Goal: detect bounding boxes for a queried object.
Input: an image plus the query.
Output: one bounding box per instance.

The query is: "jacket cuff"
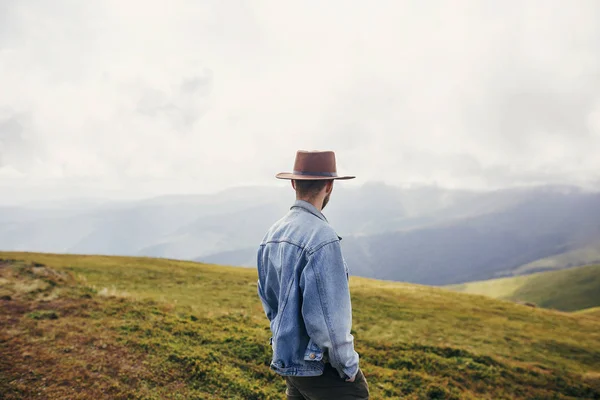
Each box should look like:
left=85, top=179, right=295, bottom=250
left=340, top=364, right=359, bottom=380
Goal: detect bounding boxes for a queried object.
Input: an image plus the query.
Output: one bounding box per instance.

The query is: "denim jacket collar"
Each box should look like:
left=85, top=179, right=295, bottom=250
left=291, top=200, right=329, bottom=223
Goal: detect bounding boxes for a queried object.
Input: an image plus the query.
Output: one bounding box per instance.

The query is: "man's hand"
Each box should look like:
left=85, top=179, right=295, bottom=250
left=345, top=374, right=356, bottom=383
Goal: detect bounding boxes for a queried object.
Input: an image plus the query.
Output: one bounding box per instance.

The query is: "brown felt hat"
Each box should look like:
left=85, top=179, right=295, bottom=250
left=276, top=150, right=355, bottom=180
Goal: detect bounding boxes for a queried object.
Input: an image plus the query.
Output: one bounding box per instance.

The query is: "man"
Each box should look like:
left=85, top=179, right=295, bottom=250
left=257, top=150, right=369, bottom=399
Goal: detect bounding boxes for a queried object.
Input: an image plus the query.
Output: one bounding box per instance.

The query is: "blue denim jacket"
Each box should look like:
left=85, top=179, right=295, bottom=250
left=257, top=200, right=360, bottom=379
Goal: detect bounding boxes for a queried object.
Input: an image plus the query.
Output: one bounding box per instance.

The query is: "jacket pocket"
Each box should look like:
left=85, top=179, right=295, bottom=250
left=303, top=338, right=324, bottom=361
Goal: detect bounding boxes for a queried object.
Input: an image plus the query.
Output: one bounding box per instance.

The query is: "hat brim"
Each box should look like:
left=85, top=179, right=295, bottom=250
left=276, top=172, right=355, bottom=180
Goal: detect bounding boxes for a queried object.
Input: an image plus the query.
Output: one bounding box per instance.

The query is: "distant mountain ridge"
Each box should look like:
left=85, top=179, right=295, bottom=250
left=341, top=189, right=600, bottom=284
left=1, top=184, right=598, bottom=285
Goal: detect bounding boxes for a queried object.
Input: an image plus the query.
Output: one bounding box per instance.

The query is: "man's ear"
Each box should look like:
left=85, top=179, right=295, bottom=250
left=291, top=180, right=296, bottom=190
left=326, top=180, right=334, bottom=193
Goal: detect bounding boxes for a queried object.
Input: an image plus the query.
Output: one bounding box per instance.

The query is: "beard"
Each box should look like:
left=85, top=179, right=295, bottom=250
left=322, top=192, right=331, bottom=210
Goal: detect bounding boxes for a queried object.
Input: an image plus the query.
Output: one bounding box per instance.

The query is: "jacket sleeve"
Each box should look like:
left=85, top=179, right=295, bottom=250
left=256, top=246, right=276, bottom=322
left=299, top=240, right=359, bottom=379
left=257, top=279, right=275, bottom=321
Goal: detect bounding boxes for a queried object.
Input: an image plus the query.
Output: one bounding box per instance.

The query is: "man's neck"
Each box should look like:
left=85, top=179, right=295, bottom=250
left=296, top=196, right=324, bottom=212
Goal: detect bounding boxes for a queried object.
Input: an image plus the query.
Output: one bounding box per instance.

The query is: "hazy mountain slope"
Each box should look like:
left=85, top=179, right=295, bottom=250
left=1, top=252, right=599, bottom=399
left=448, top=264, right=600, bottom=311
left=0, top=188, right=285, bottom=258
left=341, top=190, right=600, bottom=285
left=202, top=189, right=600, bottom=285
left=199, top=246, right=258, bottom=267
left=149, top=202, right=288, bottom=259
left=0, top=183, right=551, bottom=255
left=2, top=185, right=599, bottom=286
left=67, top=204, right=209, bottom=255
left=326, top=184, right=544, bottom=235
left=0, top=202, right=204, bottom=255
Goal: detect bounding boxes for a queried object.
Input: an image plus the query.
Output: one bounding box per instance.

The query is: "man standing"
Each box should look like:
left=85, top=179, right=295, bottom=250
left=257, top=150, right=369, bottom=399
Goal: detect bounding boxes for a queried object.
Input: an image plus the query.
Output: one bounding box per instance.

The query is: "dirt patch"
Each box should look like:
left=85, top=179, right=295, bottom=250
left=0, top=295, right=154, bottom=400
left=0, top=260, right=157, bottom=399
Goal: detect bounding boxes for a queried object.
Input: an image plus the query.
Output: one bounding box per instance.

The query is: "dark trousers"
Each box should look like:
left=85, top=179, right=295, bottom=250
left=284, top=363, right=370, bottom=400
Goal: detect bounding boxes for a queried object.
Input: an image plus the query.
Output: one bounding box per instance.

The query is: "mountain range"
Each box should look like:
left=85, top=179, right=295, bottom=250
left=1, top=183, right=598, bottom=285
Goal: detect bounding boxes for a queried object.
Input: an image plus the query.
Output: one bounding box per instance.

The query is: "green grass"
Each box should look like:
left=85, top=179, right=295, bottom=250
left=577, top=307, right=600, bottom=318
left=1, top=252, right=599, bottom=399
left=448, top=264, right=600, bottom=312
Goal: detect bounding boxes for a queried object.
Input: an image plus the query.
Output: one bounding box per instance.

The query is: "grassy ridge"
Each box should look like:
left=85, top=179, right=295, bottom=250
left=513, top=243, right=600, bottom=275
left=1, top=252, right=599, bottom=399
left=448, top=264, right=600, bottom=312
left=577, top=307, right=600, bottom=318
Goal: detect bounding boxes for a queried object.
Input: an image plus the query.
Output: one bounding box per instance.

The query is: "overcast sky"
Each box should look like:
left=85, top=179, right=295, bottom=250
left=1, top=0, right=600, bottom=203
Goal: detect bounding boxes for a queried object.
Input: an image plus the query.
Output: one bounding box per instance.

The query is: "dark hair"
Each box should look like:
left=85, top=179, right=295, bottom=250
left=294, top=179, right=329, bottom=199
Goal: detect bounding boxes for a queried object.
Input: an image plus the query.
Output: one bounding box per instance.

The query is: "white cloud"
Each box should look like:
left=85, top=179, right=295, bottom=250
left=1, top=0, right=599, bottom=203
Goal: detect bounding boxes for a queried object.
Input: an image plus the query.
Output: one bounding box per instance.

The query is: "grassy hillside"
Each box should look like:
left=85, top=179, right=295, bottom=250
left=448, top=264, right=600, bottom=312
left=577, top=307, right=600, bottom=318
left=1, top=252, right=599, bottom=399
